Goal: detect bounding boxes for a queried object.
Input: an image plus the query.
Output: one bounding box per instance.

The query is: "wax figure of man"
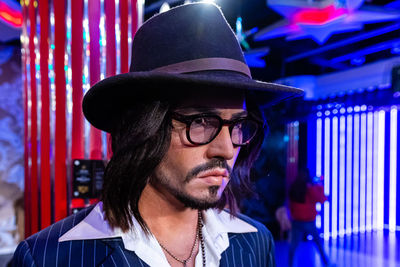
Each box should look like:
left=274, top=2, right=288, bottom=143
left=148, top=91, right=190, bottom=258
left=12, top=3, right=302, bottom=267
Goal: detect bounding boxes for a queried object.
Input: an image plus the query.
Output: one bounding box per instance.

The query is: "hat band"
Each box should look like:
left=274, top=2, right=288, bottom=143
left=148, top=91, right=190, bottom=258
left=151, top=57, right=252, bottom=78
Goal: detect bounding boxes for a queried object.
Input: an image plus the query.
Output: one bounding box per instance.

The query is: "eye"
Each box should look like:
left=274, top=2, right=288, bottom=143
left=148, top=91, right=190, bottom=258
left=193, top=117, right=207, bottom=126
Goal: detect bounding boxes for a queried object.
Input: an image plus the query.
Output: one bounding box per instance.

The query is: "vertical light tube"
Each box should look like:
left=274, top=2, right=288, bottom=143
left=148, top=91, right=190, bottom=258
left=65, top=0, right=73, bottom=213
left=100, top=0, right=106, bottom=80
left=100, top=0, right=108, bottom=160
left=34, top=16, right=42, bottom=206
left=316, top=118, right=322, bottom=177
left=83, top=0, right=90, bottom=159
left=359, top=113, right=367, bottom=233
left=324, top=117, right=331, bottom=196
left=115, top=0, right=121, bottom=74
left=316, top=118, right=322, bottom=230
left=34, top=22, right=42, bottom=222
left=377, top=110, right=385, bottom=230
left=127, top=0, right=132, bottom=65
left=353, top=113, right=360, bottom=233
left=324, top=117, right=331, bottom=239
left=137, top=0, right=144, bottom=28
left=315, top=203, right=322, bottom=229
left=373, top=111, right=379, bottom=230
left=389, top=107, right=397, bottom=232
left=316, top=213, right=322, bottom=229
left=331, top=117, right=338, bottom=239
left=66, top=7, right=72, bottom=136
left=346, top=114, right=353, bottom=234
left=49, top=0, right=56, bottom=223
left=339, top=116, right=346, bottom=236
left=366, top=112, right=373, bottom=231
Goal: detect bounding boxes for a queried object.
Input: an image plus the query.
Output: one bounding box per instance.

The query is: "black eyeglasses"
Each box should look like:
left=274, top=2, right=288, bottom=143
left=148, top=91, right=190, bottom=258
left=171, top=112, right=262, bottom=146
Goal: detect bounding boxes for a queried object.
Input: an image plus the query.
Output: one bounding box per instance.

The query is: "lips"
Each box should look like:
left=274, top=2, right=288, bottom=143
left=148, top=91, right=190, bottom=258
left=197, top=168, right=229, bottom=179
left=197, top=169, right=229, bottom=186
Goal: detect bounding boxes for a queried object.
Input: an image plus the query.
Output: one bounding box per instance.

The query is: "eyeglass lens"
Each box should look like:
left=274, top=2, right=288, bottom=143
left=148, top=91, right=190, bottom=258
left=189, top=116, right=258, bottom=145
left=190, top=117, right=220, bottom=144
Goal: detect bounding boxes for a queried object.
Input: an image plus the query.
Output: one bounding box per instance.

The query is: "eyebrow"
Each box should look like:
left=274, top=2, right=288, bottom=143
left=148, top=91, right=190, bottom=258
left=175, top=107, right=248, bottom=119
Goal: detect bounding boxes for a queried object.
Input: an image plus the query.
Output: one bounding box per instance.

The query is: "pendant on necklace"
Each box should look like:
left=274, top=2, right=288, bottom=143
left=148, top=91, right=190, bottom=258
left=183, top=260, right=187, bottom=267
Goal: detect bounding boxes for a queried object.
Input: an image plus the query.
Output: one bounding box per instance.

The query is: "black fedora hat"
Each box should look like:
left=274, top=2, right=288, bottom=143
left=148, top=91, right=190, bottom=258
left=82, top=2, right=303, bottom=133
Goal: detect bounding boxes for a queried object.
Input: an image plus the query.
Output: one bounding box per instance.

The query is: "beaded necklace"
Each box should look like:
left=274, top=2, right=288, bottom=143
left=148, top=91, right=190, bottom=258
left=157, top=211, right=205, bottom=267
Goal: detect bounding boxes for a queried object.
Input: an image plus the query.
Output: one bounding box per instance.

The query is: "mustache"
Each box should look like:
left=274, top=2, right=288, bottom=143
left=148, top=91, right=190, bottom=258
left=185, top=158, right=231, bottom=183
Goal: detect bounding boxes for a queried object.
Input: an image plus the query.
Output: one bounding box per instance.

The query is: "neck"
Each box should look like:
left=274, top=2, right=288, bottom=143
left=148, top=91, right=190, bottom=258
left=138, top=183, right=199, bottom=236
left=139, top=183, right=206, bottom=267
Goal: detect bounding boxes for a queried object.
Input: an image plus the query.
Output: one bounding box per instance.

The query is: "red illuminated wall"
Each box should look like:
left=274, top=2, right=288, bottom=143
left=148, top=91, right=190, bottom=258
left=21, top=0, right=143, bottom=237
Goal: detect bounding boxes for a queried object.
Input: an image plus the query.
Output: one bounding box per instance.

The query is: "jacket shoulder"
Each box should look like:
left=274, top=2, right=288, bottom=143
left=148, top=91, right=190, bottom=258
left=26, top=206, right=94, bottom=246
left=236, top=212, right=272, bottom=236
left=12, top=206, right=94, bottom=266
left=224, top=213, right=276, bottom=267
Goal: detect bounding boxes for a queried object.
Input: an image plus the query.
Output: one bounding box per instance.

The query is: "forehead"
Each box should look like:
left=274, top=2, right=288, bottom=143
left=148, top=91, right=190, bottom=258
left=174, top=88, right=246, bottom=110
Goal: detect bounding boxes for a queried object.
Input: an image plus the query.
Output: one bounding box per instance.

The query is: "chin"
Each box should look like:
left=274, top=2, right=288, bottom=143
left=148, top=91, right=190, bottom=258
left=180, top=197, right=220, bottom=210
left=176, top=186, right=221, bottom=210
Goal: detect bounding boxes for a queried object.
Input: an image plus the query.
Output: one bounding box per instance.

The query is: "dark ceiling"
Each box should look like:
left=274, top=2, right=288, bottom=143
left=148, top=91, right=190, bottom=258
left=144, top=0, right=400, bottom=83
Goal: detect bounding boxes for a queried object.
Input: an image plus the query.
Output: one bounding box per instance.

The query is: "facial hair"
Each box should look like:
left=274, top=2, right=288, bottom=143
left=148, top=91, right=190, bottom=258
left=151, top=158, right=231, bottom=210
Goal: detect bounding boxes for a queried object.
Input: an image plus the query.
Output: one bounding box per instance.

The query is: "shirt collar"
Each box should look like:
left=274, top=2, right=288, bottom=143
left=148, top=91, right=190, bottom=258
left=59, top=202, right=257, bottom=243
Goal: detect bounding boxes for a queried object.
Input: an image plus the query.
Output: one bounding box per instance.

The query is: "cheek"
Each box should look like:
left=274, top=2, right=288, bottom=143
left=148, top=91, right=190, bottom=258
left=163, top=131, right=205, bottom=177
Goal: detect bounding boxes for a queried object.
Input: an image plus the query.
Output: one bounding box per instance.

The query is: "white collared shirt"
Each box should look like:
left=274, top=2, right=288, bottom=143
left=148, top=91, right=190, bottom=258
left=59, top=202, right=257, bottom=267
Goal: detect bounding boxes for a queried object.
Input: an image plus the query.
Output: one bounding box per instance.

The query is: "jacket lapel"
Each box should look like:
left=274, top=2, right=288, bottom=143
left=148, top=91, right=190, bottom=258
left=99, top=238, right=149, bottom=267
left=219, top=233, right=256, bottom=267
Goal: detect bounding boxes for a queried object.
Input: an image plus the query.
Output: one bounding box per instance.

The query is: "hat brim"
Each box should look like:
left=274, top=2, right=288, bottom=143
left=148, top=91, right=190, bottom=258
left=82, top=71, right=304, bottom=132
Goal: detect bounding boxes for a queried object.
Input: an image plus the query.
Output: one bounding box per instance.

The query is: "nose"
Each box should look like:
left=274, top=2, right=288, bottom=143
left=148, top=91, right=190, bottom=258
left=206, top=125, right=236, bottom=160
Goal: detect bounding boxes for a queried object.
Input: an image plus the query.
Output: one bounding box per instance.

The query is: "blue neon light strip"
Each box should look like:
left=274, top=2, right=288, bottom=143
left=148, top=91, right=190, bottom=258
left=317, top=118, right=322, bottom=177
left=339, top=116, right=346, bottom=236
left=373, top=111, right=379, bottom=230
left=377, top=111, right=385, bottom=230
left=389, top=107, right=397, bottom=232
left=316, top=118, right=322, bottom=230
left=360, top=113, right=367, bottom=233
left=346, top=114, right=353, bottom=234
left=366, top=112, right=374, bottom=231
left=316, top=214, right=321, bottom=229
left=332, top=116, right=338, bottom=239
left=353, top=113, right=360, bottom=233
left=324, top=201, right=330, bottom=240
left=324, top=117, right=331, bottom=239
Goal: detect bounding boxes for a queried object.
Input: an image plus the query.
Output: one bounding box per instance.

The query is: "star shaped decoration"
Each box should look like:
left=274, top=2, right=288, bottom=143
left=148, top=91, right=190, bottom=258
left=254, top=1, right=400, bottom=44
left=288, top=18, right=363, bottom=44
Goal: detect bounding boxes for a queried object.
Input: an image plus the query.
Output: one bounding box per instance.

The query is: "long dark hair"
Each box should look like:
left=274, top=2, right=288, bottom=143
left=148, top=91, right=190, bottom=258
left=102, top=98, right=265, bottom=233
left=102, top=100, right=172, bottom=233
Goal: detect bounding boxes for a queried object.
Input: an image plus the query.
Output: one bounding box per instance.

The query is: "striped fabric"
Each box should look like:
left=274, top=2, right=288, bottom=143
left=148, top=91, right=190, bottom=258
left=12, top=207, right=275, bottom=267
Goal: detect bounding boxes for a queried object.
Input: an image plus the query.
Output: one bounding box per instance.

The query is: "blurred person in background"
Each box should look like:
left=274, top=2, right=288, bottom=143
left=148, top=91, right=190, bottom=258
left=288, top=168, right=330, bottom=267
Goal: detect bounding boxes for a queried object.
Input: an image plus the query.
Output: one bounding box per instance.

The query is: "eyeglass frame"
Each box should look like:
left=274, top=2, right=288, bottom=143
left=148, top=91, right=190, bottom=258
left=171, top=112, right=263, bottom=146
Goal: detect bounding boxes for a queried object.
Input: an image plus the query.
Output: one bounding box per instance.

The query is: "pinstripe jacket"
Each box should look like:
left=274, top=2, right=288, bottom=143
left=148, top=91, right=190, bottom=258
left=12, top=206, right=275, bottom=266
